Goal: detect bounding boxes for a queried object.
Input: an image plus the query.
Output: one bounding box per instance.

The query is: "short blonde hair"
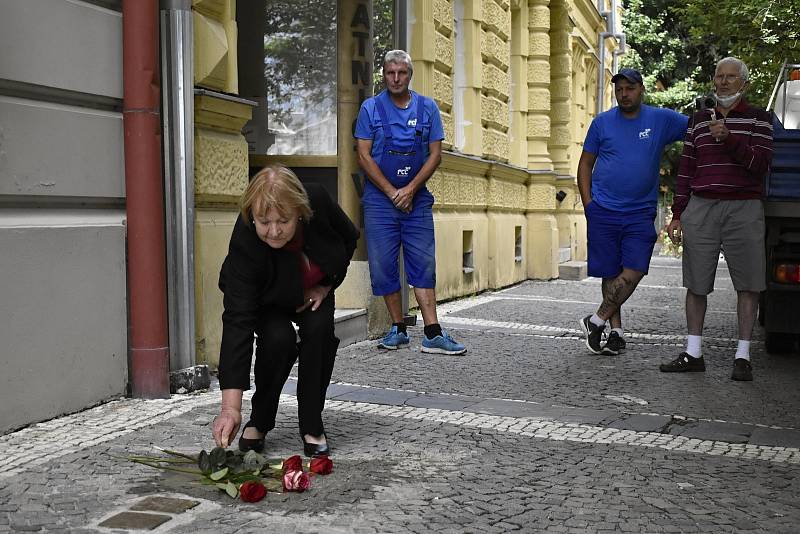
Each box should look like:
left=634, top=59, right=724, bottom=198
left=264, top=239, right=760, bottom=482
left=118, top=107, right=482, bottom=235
left=240, top=164, right=312, bottom=225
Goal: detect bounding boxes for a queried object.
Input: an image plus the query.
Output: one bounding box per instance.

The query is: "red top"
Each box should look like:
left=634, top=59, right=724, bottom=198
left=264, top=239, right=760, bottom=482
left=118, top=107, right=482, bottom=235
left=672, top=99, right=773, bottom=220
left=284, top=228, right=326, bottom=289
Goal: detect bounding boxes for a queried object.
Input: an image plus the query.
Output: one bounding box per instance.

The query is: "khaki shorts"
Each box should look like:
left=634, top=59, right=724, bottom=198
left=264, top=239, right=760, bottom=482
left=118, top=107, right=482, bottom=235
left=681, top=196, right=765, bottom=295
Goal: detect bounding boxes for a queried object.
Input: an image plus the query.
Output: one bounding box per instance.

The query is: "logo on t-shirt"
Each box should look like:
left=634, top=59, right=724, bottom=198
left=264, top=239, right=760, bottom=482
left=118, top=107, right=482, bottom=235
left=397, top=166, right=412, bottom=177
left=639, top=128, right=651, bottom=139
left=407, top=118, right=417, bottom=127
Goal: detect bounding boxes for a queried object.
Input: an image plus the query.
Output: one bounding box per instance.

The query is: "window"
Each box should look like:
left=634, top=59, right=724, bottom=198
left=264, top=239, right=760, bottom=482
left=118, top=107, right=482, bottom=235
left=263, top=1, right=337, bottom=155
left=463, top=230, right=474, bottom=274
left=515, top=226, right=523, bottom=262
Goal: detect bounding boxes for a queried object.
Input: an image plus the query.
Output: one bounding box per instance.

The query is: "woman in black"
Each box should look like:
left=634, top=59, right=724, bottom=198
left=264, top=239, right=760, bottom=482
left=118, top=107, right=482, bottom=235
left=211, top=164, right=359, bottom=457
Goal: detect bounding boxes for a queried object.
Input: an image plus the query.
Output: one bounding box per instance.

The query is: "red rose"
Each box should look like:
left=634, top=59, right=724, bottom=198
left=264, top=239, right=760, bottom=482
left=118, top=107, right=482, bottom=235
left=309, top=456, right=333, bottom=475
left=282, top=454, right=303, bottom=473
left=239, top=480, right=267, bottom=503
left=282, top=469, right=311, bottom=492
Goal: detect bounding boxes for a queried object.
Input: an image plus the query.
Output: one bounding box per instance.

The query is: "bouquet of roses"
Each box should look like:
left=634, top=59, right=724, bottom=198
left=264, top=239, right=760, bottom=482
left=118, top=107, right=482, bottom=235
left=127, top=447, right=333, bottom=503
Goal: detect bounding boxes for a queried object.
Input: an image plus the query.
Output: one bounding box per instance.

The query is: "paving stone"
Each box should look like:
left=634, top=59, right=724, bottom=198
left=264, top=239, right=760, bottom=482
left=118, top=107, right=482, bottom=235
left=404, top=393, right=479, bottom=411
left=608, top=414, right=672, bottom=432
left=749, top=427, right=800, bottom=448
left=129, top=496, right=199, bottom=514
left=667, top=421, right=753, bottom=443
left=98, top=512, right=172, bottom=530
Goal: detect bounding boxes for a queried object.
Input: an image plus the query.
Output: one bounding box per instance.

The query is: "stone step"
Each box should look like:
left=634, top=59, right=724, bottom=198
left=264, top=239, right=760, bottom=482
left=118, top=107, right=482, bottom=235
left=558, top=246, right=572, bottom=263
left=558, top=260, right=587, bottom=281
left=334, top=308, right=368, bottom=347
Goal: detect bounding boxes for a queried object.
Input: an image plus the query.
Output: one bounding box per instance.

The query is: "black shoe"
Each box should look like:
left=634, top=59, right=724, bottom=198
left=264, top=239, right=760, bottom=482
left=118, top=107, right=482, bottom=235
left=731, top=358, right=753, bottom=381
left=659, top=352, right=706, bottom=372
left=580, top=315, right=605, bottom=354
left=602, top=331, right=626, bottom=355
left=302, top=434, right=330, bottom=458
left=238, top=421, right=265, bottom=453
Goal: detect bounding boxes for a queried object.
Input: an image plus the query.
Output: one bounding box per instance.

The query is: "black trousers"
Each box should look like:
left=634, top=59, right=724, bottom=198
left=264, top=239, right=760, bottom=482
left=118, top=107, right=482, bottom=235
left=249, top=292, right=339, bottom=437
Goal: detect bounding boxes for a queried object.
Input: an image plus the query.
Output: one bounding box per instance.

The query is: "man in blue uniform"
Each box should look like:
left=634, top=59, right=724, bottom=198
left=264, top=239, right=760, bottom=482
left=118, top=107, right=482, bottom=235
left=355, top=49, right=466, bottom=355
left=577, top=68, right=688, bottom=355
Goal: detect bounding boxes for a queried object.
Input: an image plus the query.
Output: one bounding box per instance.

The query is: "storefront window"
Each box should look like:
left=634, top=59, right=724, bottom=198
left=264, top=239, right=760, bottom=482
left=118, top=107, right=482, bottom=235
left=264, top=1, right=337, bottom=155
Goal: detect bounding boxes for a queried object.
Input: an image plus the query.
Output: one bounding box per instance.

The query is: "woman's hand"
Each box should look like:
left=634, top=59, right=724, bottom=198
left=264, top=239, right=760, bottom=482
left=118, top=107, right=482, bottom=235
left=212, top=406, right=242, bottom=448
left=296, top=284, right=332, bottom=313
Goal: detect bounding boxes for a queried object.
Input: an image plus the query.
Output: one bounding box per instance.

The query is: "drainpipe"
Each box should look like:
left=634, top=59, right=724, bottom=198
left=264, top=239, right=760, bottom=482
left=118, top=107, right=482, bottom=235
left=612, top=34, right=627, bottom=77
left=123, top=0, right=171, bottom=398
left=596, top=0, right=626, bottom=113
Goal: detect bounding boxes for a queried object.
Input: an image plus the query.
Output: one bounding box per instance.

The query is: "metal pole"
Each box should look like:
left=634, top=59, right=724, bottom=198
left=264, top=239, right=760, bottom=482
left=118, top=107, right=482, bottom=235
left=160, top=0, right=196, bottom=372
left=123, top=0, right=170, bottom=398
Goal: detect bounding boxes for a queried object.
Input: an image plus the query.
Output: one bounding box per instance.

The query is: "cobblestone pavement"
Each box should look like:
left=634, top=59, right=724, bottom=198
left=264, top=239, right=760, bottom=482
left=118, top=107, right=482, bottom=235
left=1, top=256, right=799, bottom=533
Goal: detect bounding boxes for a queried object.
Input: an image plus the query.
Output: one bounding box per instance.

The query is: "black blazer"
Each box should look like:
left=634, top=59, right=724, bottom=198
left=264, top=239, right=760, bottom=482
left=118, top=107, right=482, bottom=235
left=217, top=184, right=360, bottom=390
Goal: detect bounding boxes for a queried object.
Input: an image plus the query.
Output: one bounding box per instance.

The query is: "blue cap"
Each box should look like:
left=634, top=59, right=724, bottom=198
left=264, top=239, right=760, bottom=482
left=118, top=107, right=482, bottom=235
left=611, top=68, right=643, bottom=85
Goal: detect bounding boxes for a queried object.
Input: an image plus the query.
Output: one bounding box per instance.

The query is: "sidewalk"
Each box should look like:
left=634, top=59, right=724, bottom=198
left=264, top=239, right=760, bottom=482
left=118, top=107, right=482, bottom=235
left=2, top=256, right=799, bottom=533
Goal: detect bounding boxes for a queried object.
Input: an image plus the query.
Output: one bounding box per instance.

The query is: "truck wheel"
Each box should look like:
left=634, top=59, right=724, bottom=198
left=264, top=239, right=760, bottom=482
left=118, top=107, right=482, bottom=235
left=765, top=333, right=797, bottom=354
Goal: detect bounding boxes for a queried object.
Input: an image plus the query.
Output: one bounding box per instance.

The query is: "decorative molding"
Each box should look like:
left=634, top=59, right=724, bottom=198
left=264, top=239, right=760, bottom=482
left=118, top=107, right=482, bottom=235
left=434, top=0, right=454, bottom=36
left=482, top=128, right=510, bottom=162
left=481, top=94, right=509, bottom=131
left=482, top=0, right=511, bottom=40
left=434, top=69, right=454, bottom=112
left=528, top=182, right=557, bottom=210
left=482, top=63, right=510, bottom=101
left=194, top=128, right=248, bottom=205
left=435, top=31, right=455, bottom=72
left=194, top=95, right=252, bottom=133
left=480, top=30, right=510, bottom=70
left=488, top=177, right=527, bottom=211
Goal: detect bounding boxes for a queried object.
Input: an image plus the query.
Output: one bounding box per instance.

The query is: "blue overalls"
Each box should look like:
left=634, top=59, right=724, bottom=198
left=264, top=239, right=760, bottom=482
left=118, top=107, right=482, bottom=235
left=363, top=92, right=437, bottom=296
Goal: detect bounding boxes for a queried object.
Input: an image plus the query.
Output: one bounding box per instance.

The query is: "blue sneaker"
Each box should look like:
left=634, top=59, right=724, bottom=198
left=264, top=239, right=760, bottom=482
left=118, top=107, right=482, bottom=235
left=378, top=325, right=410, bottom=350
left=421, top=330, right=466, bottom=355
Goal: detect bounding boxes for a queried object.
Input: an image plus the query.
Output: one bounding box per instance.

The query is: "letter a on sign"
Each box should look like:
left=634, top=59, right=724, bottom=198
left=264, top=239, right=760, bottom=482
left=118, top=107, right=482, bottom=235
left=351, top=3, right=370, bottom=29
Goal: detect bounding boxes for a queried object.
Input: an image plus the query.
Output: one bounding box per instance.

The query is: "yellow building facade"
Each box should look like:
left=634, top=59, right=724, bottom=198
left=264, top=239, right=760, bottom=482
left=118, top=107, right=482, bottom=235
left=190, top=0, right=620, bottom=367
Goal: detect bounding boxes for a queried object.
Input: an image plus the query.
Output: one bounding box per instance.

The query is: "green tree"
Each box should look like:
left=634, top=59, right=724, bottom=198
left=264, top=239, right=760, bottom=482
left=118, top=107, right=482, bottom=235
left=373, top=0, right=395, bottom=93
left=264, top=0, right=337, bottom=124
left=674, top=0, right=800, bottom=106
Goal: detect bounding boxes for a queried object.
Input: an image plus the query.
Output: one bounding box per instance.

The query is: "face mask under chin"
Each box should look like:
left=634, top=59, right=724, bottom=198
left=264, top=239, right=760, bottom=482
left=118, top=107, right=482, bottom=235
left=713, top=91, right=742, bottom=108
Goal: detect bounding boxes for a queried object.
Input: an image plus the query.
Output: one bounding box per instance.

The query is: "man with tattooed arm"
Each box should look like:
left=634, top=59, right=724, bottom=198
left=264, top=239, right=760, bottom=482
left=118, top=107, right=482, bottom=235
left=577, top=68, right=688, bottom=355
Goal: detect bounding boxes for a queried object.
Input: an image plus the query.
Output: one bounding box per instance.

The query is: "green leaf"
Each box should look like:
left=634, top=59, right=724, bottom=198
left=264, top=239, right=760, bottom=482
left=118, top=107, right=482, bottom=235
left=209, top=467, right=229, bottom=481
left=215, top=482, right=238, bottom=498
left=225, top=480, right=238, bottom=498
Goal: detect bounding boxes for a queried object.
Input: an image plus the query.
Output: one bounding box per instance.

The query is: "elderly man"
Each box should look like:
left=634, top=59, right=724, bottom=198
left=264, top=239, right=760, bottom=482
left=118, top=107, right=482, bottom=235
left=354, top=49, right=466, bottom=355
left=578, top=68, right=688, bottom=355
left=662, top=57, right=773, bottom=381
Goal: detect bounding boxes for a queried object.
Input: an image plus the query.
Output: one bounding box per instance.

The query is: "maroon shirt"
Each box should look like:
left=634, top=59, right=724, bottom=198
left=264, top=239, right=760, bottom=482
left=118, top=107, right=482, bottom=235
left=672, top=99, right=773, bottom=220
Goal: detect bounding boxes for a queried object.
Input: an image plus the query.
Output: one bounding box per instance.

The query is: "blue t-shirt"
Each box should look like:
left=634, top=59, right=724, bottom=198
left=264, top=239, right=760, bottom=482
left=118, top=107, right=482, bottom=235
left=354, top=90, right=445, bottom=165
left=583, top=105, right=688, bottom=211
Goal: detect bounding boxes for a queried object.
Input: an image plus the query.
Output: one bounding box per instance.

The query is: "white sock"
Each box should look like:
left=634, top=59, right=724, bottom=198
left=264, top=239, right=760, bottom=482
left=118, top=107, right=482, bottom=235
left=612, top=328, right=624, bottom=337
left=686, top=335, right=702, bottom=358
left=590, top=314, right=605, bottom=327
left=735, top=340, right=751, bottom=361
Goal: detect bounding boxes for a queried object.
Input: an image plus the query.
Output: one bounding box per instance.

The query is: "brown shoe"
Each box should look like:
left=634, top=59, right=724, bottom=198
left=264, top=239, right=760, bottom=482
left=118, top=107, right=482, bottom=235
left=731, top=358, right=753, bottom=381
